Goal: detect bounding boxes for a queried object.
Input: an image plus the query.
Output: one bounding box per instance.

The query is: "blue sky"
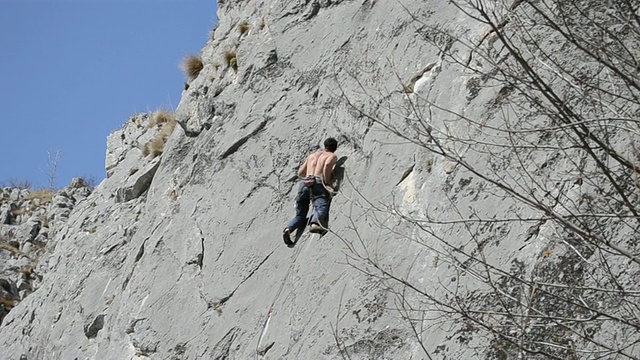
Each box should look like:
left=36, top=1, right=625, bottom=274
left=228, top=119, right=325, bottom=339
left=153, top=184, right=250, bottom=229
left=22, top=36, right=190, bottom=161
left=0, top=1, right=217, bottom=189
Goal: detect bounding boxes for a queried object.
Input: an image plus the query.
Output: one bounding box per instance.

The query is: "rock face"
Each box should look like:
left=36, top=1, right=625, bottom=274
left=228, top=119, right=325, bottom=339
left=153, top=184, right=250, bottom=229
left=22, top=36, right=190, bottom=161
left=0, top=180, right=92, bottom=327
left=1, top=1, right=639, bottom=359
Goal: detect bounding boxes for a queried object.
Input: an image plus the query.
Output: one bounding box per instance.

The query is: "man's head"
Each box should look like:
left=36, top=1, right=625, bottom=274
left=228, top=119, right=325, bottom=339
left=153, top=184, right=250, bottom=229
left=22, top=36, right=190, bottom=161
left=324, top=137, right=338, bottom=152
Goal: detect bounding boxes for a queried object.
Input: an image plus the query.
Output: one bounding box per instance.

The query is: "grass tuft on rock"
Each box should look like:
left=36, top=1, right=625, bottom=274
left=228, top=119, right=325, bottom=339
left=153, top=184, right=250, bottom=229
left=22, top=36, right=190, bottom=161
left=147, top=109, right=174, bottom=129
left=0, top=242, right=19, bottom=257
left=144, top=110, right=177, bottom=159
left=24, top=189, right=54, bottom=203
left=238, top=21, right=250, bottom=36
left=180, top=54, right=204, bottom=81
left=223, top=50, right=238, bottom=72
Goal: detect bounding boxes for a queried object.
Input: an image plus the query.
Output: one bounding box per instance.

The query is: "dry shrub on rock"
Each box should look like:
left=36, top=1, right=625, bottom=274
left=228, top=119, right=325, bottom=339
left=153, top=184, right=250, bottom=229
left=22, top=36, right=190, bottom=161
left=257, top=19, right=266, bottom=31
left=147, top=110, right=174, bottom=129
left=223, top=50, right=238, bottom=72
left=238, top=21, right=250, bottom=35
left=145, top=137, right=167, bottom=158
left=180, top=54, right=204, bottom=81
left=24, top=189, right=54, bottom=204
left=3, top=179, right=31, bottom=190
left=144, top=110, right=177, bottom=159
left=0, top=242, right=19, bottom=257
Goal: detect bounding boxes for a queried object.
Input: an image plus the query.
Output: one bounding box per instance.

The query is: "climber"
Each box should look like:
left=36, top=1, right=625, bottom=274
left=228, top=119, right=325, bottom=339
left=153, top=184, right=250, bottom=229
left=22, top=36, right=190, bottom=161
left=283, top=138, right=338, bottom=245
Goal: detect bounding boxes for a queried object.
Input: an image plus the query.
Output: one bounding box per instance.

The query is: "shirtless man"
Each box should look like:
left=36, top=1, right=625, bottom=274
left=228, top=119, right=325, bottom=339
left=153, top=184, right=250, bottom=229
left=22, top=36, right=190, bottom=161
left=283, top=138, right=338, bottom=245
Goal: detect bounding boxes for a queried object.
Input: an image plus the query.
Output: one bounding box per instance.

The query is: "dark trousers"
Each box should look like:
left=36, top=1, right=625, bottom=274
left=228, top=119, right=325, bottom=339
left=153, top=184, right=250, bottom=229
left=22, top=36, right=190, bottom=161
left=286, top=180, right=330, bottom=232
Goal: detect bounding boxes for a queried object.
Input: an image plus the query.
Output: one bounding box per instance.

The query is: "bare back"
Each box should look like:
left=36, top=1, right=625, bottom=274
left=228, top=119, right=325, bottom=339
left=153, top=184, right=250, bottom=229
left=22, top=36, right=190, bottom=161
left=298, top=150, right=337, bottom=184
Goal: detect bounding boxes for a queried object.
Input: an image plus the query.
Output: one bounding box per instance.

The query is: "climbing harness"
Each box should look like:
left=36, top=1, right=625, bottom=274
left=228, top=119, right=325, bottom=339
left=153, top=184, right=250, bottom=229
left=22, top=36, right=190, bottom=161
left=300, top=175, right=334, bottom=200
left=302, top=177, right=316, bottom=188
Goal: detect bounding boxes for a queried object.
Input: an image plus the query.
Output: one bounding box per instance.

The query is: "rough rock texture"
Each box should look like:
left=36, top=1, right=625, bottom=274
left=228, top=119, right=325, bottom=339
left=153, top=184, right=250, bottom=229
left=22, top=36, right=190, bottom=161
left=1, top=0, right=639, bottom=359
left=0, top=180, right=92, bottom=326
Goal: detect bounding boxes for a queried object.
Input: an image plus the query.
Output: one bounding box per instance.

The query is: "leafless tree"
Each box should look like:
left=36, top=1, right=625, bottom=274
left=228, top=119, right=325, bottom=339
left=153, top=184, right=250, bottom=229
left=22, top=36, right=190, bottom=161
left=1, top=179, right=32, bottom=190
left=335, top=0, right=640, bottom=358
left=45, top=150, right=61, bottom=191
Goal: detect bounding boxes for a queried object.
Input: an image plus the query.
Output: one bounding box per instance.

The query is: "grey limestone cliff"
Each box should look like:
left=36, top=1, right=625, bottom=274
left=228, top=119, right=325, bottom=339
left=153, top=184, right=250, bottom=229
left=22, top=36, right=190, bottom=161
left=0, top=180, right=92, bottom=328
left=1, top=0, right=639, bottom=359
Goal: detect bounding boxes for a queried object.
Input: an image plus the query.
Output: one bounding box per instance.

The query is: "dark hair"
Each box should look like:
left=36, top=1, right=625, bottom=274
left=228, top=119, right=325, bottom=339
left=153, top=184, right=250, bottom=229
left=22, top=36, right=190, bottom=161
left=324, top=137, right=338, bottom=152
